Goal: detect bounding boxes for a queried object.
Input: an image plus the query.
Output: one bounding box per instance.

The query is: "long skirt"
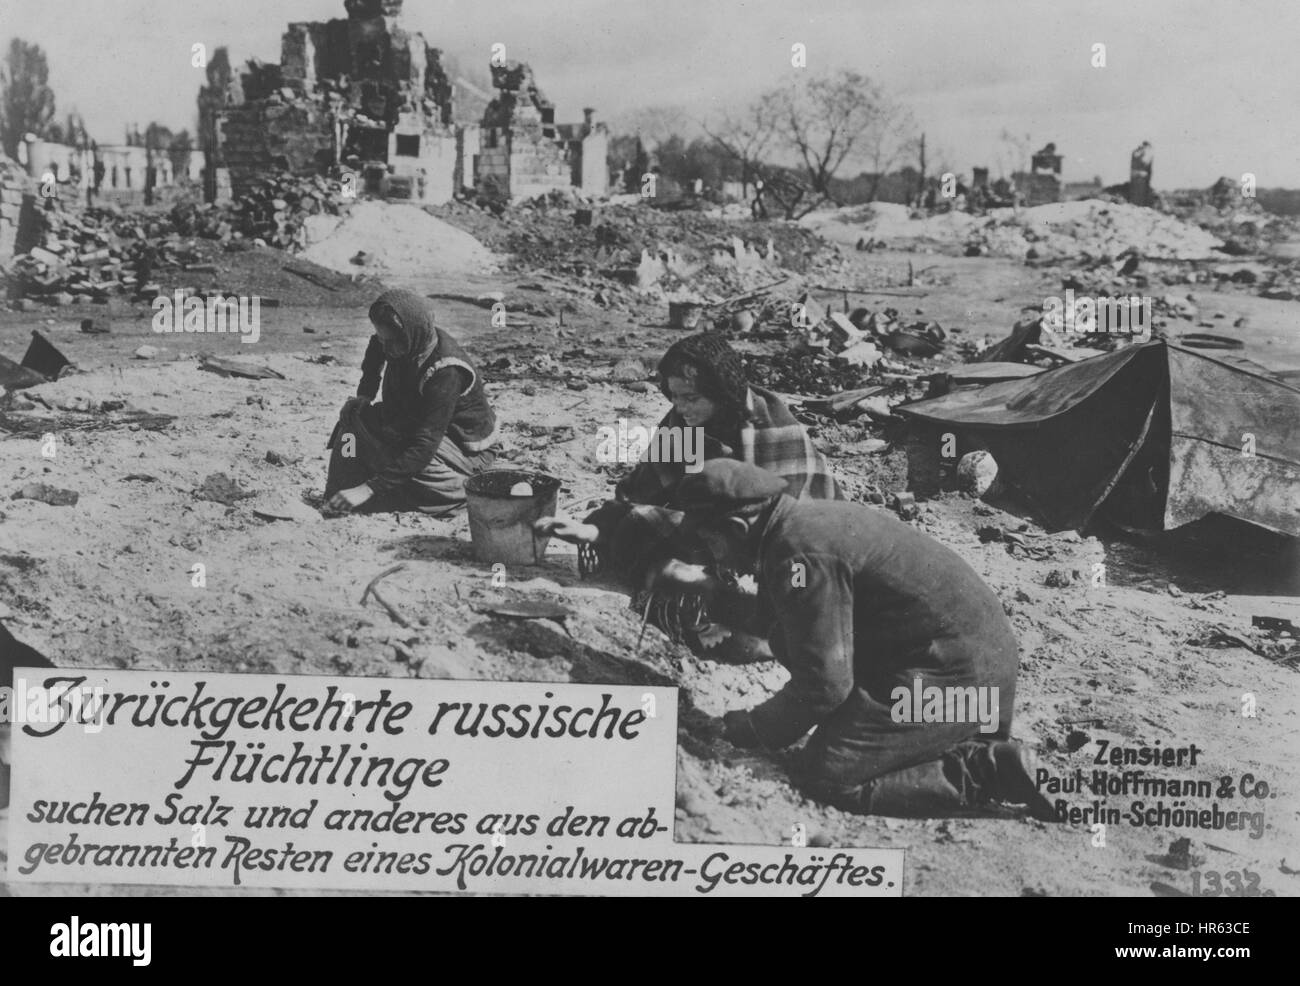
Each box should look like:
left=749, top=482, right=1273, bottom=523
left=325, top=402, right=496, bottom=515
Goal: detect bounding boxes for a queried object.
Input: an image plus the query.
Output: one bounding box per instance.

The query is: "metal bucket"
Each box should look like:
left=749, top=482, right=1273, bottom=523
left=464, top=469, right=562, bottom=566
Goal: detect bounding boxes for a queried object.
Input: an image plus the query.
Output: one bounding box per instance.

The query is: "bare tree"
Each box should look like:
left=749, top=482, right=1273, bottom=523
left=764, top=69, right=914, bottom=211
left=0, top=38, right=57, bottom=158
left=701, top=98, right=778, bottom=199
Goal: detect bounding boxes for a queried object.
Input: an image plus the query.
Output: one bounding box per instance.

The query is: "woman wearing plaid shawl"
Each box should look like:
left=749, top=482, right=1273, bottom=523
left=538, top=332, right=842, bottom=657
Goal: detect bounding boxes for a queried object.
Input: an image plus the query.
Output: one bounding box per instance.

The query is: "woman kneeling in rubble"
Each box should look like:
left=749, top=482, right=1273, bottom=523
left=537, top=331, right=841, bottom=657
left=324, top=289, right=499, bottom=516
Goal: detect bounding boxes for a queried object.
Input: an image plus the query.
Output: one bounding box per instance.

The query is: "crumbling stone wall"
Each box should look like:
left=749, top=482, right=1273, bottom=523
left=478, top=61, right=569, bottom=200
left=0, top=157, right=38, bottom=262
left=217, top=101, right=338, bottom=201
left=1014, top=171, right=1060, bottom=206
left=202, top=0, right=457, bottom=204
left=281, top=21, right=352, bottom=93
left=202, top=1, right=596, bottom=205
left=386, top=113, right=457, bottom=204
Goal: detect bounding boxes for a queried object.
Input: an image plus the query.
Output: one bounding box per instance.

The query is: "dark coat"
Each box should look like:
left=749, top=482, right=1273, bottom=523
left=747, top=496, right=1020, bottom=748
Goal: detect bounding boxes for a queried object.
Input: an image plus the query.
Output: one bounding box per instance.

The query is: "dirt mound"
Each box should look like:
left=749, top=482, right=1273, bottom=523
left=300, top=201, right=500, bottom=278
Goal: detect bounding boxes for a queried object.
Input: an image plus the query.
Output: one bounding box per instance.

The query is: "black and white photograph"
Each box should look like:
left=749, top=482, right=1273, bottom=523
left=0, top=0, right=1295, bottom=930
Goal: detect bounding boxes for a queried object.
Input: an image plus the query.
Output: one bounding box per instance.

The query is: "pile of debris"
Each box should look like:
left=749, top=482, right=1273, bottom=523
left=966, top=272, right=1264, bottom=368
left=3, top=204, right=194, bottom=304
left=2, top=172, right=357, bottom=304
left=185, top=174, right=353, bottom=251
left=430, top=199, right=844, bottom=313
left=741, top=349, right=883, bottom=397
left=1167, top=177, right=1300, bottom=254
left=818, top=200, right=1226, bottom=262
left=785, top=292, right=947, bottom=365
left=720, top=295, right=948, bottom=397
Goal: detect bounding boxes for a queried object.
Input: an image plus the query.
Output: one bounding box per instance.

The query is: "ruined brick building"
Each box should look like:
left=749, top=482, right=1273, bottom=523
left=199, top=0, right=605, bottom=205
left=478, top=62, right=607, bottom=201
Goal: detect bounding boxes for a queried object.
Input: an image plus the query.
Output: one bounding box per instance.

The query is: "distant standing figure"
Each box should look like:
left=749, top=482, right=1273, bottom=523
left=1130, top=141, right=1154, bottom=207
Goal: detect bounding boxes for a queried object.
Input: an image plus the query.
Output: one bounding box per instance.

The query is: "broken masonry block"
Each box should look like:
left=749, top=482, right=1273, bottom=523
left=888, top=491, right=919, bottom=520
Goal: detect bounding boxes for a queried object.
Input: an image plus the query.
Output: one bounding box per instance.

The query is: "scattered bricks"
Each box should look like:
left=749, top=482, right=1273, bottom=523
left=81, top=317, right=111, bottom=334
left=828, top=311, right=864, bottom=350
left=9, top=169, right=356, bottom=292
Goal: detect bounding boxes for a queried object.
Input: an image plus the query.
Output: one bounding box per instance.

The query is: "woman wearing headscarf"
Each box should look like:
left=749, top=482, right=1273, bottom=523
left=325, top=289, right=499, bottom=515
left=538, top=332, right=842, bottom=654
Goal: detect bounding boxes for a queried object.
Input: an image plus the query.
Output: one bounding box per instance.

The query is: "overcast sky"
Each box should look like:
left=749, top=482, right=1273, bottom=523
left=6, top=0, right=1298, bottom=187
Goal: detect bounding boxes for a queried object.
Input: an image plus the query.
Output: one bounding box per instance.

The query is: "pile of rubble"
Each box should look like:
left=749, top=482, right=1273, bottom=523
left=815, top=200, right=1226, bottom=262
left=1167, top=177, right=1300, bottom=253
left=222, top=172, right=355, bottom=250
left=709, top=288, right=951, bottom=398
left=2, top=172, right=355, bottom=305
left=430, top=198, right=845, bottom=313
left=740, top=348, right=891, bottom=397
left=5, top=204, right=189, bottom=305
left=1008, top=200, right=1225, bottom=262
left=785, top=292, right=946, bottom=364
left=170, top=172, right=358, bottom=249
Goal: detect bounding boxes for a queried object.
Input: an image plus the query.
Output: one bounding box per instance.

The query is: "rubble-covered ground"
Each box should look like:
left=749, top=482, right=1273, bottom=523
left=1, top=188, right=1298, bottom=897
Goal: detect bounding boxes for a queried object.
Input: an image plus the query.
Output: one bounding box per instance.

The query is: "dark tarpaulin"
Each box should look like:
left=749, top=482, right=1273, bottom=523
left=1164, top=346, right=1300, bottom=536
left=896, top=341, right=1300, bottom=537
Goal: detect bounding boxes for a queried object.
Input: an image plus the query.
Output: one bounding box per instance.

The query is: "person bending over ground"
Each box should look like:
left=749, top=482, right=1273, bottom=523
left=665, top=459, right=1056, bottom=820
left=325, top=290, right=499, bottom=516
